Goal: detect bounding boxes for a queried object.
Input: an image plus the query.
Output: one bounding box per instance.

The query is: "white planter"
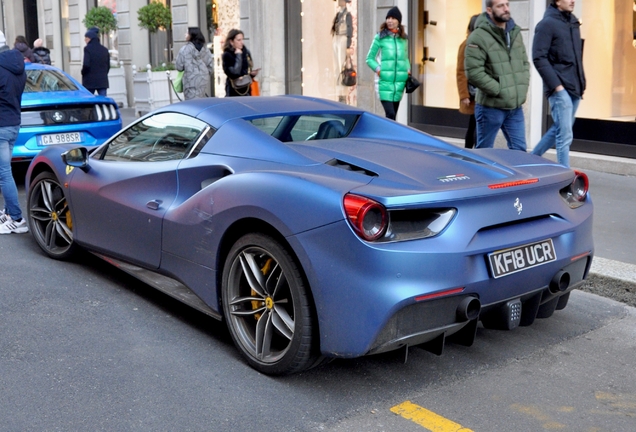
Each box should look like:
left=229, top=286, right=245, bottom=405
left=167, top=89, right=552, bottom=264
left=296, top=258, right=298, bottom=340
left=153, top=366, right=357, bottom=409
left=132, top=70, right=179, bottom=117
left=108, top=67, right=128, bottom=108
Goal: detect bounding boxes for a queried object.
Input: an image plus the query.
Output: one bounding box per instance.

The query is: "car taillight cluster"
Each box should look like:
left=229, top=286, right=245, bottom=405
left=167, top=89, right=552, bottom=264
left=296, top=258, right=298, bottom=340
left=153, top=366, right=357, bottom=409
left=560, top=170, right=589, bottom=208
left=344, top=194, right=388, bottom=241
left=343, top=193, right=456, bottom=243
left=94, top=104, right=119, bottom=121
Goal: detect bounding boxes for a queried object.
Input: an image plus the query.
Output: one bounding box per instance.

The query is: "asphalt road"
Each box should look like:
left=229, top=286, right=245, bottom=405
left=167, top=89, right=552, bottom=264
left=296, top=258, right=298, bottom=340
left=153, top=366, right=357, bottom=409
left=2, top=162, right=636, bottom=431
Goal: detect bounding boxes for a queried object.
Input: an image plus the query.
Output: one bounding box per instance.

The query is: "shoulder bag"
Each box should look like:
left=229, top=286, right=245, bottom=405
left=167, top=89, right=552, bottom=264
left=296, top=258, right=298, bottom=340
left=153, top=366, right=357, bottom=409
left=340, top=55, right=357, bottom=87
left=405, top=75, right=421, bottom=94
left=172, top=70, right=184, bottom=93
left=230, top=74, right=253, bottom=95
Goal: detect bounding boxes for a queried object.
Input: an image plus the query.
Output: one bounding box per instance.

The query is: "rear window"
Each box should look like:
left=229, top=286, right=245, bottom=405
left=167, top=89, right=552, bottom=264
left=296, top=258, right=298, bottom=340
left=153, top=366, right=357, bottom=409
left=248, top=114, right=358, bottom=142
left=25, top=70, right=79, bottom=93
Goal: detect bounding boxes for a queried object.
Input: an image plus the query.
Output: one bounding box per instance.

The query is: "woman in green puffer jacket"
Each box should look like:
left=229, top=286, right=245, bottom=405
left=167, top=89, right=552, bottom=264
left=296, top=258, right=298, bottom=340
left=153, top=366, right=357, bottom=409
left=366, top=7, right=410, bottom=120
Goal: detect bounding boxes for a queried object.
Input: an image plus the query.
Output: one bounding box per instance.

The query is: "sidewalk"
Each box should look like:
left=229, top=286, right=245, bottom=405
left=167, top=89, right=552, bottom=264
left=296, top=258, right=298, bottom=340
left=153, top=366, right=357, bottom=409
left=438, top=135, right=636, bottom=177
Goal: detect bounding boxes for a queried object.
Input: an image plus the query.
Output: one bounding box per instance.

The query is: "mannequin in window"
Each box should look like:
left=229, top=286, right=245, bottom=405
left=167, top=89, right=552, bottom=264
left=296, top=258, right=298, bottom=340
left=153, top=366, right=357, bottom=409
left=331, top=0, right=353, bottom=103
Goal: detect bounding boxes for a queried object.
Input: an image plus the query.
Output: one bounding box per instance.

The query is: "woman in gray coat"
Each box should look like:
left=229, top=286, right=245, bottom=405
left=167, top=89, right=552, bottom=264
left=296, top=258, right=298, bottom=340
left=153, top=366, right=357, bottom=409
left=175, top=27, right=213, bottom=100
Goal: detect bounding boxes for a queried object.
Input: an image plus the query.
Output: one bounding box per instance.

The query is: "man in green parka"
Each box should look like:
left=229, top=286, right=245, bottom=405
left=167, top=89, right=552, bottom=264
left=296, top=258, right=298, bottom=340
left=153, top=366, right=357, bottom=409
left=464, top=0, right=530, bottom=151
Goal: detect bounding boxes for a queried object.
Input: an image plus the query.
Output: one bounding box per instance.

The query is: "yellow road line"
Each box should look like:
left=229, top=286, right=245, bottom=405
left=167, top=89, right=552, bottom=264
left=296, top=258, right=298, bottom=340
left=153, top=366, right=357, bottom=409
left=390, top=401, right=474, bottom=432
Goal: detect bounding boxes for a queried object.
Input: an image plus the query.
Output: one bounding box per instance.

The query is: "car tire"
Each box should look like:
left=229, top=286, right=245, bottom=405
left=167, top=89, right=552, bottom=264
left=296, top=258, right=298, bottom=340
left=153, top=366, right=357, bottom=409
left=27, top=171, right=77, bottom=260
left=222, top=233, right=319, bottom=375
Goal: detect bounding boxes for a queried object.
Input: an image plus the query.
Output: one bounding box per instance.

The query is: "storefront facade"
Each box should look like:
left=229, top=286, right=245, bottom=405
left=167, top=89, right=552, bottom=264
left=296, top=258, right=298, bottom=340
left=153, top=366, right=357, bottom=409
left=407, top=0, right=636, bottom=159
left=2, top=0, right=634, bottom=158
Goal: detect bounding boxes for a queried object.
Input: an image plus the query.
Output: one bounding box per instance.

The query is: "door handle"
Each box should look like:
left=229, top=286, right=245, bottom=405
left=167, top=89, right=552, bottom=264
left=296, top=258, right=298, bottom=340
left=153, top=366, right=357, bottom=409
left=147, top=200, right=163, bottom=210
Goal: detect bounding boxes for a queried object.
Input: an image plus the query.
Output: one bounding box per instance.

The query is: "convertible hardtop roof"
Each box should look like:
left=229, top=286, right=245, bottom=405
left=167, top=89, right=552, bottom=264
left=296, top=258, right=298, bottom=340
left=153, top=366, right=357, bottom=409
left=153, top=95, right=364, bottom=128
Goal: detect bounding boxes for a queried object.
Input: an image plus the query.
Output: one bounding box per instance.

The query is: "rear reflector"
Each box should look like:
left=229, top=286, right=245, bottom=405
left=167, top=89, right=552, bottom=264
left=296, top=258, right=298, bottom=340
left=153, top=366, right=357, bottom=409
left=415, top=287, right=464, bottom=302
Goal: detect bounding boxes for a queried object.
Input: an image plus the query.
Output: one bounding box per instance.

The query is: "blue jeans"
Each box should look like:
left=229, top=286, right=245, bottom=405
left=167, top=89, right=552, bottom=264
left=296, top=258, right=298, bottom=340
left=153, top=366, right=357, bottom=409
left=474, top=104, right=527, bottom=151
left=87, top=88, right=107, bottom=96
left=532, top=90, right=580, bottom=167
left=0, top=126, right=22, bottom=220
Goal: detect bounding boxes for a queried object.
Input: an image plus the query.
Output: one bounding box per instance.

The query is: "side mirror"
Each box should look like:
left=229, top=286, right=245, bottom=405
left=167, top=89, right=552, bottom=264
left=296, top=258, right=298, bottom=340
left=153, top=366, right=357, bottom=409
left=61, top=147, right=89, bottom=170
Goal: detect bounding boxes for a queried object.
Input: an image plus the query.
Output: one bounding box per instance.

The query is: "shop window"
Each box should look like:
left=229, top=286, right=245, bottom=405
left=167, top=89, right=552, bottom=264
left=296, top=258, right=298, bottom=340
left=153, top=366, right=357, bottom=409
left=301, top=0, right=358, bottom=105
left=410, top=0, right=481, bottom=110
left=149, top=0, right=173, bottom=65
left=577, top=0, right=636, bottom=122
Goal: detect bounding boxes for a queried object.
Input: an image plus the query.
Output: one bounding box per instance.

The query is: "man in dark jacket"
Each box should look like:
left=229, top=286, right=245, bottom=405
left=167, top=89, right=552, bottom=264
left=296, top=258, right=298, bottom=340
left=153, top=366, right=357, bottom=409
left=531, top=0, right=585, bottom=168
left=464, top=0, right=530, bottom=151
left=0, top=30, right=29, bottom=234
left=81, top=27, right=110, bottom=95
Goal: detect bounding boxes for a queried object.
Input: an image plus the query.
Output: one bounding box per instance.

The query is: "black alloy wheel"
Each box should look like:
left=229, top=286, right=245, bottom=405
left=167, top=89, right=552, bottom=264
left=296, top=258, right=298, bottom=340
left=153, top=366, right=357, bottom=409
left=222, top=233, right=319, bottom=375
left=27, top=171, right=77, bottom=260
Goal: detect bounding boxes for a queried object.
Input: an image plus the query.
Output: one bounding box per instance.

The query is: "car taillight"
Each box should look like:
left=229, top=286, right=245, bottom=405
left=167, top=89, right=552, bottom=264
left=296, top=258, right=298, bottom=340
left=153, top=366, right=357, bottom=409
left=344, top=194, right=388, bottom=241
left=94, top=104, right=119, bottom=121
left=560, top=170, right=589, bottom=208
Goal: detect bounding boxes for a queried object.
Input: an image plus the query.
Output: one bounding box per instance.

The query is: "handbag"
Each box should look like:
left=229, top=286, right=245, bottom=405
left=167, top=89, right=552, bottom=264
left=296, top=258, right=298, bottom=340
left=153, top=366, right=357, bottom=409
left=340, top=55, right=357, bottom=87
left=172, top=70, right=184, bottom=93
left=230, top=74, right=253, bottom=95
left=250, top=79, right=260, bottom=96
left=405, top=76, right=421, bottom=94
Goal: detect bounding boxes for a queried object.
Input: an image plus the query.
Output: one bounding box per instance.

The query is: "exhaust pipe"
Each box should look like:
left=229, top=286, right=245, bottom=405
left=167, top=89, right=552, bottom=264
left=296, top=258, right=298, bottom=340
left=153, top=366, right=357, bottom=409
left=549, top=271, right=570, bottom=294
left=456, top=297, right=481, bottom=322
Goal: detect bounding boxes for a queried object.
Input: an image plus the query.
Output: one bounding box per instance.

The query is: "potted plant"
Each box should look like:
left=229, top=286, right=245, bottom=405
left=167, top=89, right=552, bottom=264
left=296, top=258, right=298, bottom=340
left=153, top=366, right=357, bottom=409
left=133, top=2, right=175, bottom=115
left=82, top=6, right=117, bottom=47
left=137, top=1, right=173, bottom=62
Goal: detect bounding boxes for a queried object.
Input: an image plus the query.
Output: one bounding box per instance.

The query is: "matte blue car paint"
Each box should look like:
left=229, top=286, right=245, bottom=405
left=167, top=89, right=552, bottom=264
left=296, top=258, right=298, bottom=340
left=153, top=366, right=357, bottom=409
left=26, top=96, right=594, bottom=359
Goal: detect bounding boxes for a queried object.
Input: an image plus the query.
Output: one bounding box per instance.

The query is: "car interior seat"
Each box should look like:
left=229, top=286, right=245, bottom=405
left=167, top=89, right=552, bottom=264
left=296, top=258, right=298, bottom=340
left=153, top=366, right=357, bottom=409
left=315, top=120, right=345, bottom=140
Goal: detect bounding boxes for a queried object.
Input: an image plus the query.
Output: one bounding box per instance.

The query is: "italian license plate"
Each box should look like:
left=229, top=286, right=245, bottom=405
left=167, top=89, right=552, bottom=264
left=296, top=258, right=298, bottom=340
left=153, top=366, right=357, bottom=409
left=39, top=132, right=83, bottom=145
left=488, top=239, right=557, bottom=279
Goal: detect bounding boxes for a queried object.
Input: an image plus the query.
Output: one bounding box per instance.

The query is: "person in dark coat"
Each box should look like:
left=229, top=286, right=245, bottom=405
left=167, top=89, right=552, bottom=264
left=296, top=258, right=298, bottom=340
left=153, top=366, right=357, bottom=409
left=81, top=27, right=110, bottom=96
left=0, top=30, right=29, bottom=234
left=32, top=38, right=52, bottom=65
left=222, top=29, right=259, bottom=97
left=531, top=0, right=586, bottom=167
left=14, top=35, right=35, bottom=63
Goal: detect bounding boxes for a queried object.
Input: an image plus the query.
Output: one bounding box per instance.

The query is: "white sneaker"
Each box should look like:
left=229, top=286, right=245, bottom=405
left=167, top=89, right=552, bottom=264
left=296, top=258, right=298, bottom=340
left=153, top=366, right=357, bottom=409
left=0, top=209, right=8, bottom=224
left=0, top=215, right=29, bottom=234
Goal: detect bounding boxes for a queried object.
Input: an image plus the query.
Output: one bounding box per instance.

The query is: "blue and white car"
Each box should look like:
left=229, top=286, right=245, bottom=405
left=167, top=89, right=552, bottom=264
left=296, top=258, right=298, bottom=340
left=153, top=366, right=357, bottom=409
left=13, top=63, right=121, bottom=163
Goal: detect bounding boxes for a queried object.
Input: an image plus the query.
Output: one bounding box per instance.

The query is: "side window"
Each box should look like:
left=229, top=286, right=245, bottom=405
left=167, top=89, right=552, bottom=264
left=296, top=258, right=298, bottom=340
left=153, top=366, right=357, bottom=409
left=249, top=116, right=284, bottom=135
left=290, top=115, right=350, bottom=141
left=99, top=112, right=210, bottom=162
left=247, top=114, right=357, bottom=142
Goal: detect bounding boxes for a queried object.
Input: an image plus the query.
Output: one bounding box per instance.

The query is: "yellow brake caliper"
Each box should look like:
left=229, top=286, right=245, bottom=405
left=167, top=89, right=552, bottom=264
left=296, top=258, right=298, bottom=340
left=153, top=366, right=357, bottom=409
left=252, top=258, right=273, bottom=320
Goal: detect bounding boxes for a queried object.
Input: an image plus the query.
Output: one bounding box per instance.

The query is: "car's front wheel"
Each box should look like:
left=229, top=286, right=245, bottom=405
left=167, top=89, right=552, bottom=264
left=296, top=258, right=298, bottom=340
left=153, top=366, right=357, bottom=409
left=222, top=233, right=319, bottom=375
left=27, top=171, right=77, bottom=260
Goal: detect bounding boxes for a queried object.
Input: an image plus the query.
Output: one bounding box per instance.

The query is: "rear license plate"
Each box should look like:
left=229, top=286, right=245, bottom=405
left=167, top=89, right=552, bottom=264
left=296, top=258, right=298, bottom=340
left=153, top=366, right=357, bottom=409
left=39, top=132, right=83, bottom=145
left=488, top=239, right=557, bottom=279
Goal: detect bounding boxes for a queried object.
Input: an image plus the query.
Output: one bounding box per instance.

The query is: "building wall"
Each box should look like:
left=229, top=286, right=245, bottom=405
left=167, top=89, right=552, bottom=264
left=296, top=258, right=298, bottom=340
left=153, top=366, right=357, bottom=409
left=1, top=0, right=26, bottom=45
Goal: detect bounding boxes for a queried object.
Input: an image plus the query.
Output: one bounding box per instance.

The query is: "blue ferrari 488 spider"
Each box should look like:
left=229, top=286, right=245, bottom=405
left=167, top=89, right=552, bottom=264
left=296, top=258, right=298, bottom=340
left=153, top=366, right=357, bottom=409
left=25, top=96, right=593, bottom=375
left=13, top=63, right=121, bottom=163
